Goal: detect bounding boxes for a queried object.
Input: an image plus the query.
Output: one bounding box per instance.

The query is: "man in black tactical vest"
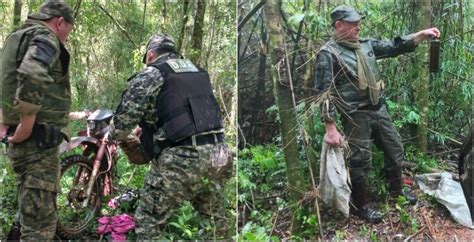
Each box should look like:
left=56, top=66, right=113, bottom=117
left=113, top=34, right=233, bottom=239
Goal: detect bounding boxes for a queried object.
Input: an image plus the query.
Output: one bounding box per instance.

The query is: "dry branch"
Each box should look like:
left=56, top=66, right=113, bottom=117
left=403, top=226, right=427, bottom=241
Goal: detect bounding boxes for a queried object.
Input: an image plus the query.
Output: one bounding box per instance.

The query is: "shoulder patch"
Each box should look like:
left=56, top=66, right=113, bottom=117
left=165, top=59, right=199, bottom=73
left=31, top=38, right=57, bottom=66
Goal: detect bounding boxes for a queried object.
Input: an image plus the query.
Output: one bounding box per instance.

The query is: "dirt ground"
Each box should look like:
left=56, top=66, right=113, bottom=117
left=271, top=173, right=473, bottom=240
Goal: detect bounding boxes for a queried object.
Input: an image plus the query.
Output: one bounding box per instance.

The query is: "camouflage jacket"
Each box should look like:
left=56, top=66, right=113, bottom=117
left=114, top=53, right=194, bottom=144
left=0, top=19, right=71, bottom=127
left=314, top=34, right=416, bottom=122
left=113, top=53, right=223, bottom=145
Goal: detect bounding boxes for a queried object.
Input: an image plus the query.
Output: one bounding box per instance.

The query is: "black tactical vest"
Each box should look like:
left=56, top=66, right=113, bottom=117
left=149, top=58, right=223, bottom=143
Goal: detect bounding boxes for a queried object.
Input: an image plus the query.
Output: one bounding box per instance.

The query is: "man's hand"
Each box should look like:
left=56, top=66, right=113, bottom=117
left=8, top=114, right=35, bottom=143
left=324, top=121, right=342, bottom=146
left=414, top=27, right=441, bottom=44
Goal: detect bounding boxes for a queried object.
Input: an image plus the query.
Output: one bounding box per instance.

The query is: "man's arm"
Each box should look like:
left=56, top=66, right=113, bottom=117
left=314, top=50, right=342, bottom=146
left=413, top=27, right=441, bottom=44
left=371, top=27, right=440, bottom=59
left=112, top=68, right=164, bottom=141
left=8, top=114, right=35, bottom=143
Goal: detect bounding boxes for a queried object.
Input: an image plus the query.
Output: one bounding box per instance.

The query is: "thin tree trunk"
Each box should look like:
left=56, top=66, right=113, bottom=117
left=415, top=0, right=431, bottom=153
left=263, top=1, right=307, bottom=234
left=161, top=0, right=167, bottom=20
left=250, top=16, right=267, bottom=143
left=177, top=0, right=190, bottom=53
left=190, top=0, right=206, bottom=65
left=13, top=0, right=22, bottom=29
left=303, top=38, right=319, bottom=176
left=142, top=0, right=147, bottom=30
left=459, top=0, right=464, bottom=42
left=204, top=0, right=217, bottom=69
left=290, top=0, right=308, bottom=78
left=28, top=0, right=36, bottom=14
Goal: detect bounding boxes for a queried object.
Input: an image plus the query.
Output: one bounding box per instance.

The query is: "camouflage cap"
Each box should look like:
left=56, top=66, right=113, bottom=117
left=142, top=34, right=176, bottom=63
left=330, top=5, right=363, bottom=24
left=29, top=0, right=74, bottom=24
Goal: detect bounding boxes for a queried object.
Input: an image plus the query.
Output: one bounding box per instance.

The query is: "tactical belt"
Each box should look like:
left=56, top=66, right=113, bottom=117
left=357, top=98, right=385, bottom=111
left=171, top=133, right=224, bottom=147
left=3, top=123, right=64, bottom=148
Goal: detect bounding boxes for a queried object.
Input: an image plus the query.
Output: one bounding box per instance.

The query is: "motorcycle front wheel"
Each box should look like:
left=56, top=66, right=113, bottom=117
left=56, top=154, right=102, bottom=239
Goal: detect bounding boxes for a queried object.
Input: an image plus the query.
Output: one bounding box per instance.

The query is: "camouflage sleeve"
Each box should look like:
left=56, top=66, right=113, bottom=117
left=113, top=67, right=164, bottom=141
left=370, top=34, right=416, bottom=59
left=14, top=31, right=60, bottom=115
left=313, top=50, right=337, bottom=122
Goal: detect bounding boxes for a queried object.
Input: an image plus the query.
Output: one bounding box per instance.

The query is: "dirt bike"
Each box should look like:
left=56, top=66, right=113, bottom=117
left=56, top=109, right=119, bottom=239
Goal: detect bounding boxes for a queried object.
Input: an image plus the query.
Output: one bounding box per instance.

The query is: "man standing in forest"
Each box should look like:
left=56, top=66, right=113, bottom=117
left=0, top=0, right=74, bottom=239
left=314, top=5, right=440, bottom=223
left=113, top=34, right=232, bottom=239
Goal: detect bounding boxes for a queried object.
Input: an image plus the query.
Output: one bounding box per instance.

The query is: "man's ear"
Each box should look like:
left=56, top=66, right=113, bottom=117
left=145, top=50, right=155, bottom=64
left=334, top=20, right=343, bottom=30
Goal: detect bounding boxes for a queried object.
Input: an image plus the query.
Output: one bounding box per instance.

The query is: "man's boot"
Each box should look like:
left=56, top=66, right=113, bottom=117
left=387, top=169, right=417, bottom=204
left=351, top=181, right=383, bottom=223
left=6, top=221, right=21, bottom=241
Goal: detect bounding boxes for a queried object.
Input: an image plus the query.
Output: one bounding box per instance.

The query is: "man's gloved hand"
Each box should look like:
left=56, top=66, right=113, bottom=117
left=118, top=135, right=151, bottom=165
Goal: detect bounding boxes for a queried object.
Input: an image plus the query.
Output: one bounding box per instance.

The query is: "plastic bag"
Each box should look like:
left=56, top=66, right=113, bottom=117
left=319, top=141, right=351, bottom=217
left=416, top=172, right=474, bottom=228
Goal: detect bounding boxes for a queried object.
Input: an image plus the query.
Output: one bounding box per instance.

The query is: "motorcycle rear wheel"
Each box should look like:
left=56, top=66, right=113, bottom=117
left=56, top=154, right=102, bottom=239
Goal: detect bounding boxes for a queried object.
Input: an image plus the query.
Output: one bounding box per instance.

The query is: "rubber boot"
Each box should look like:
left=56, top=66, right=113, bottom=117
left=6, top=221, right=21, bottom=241
left=387, top=169, right=417, bottom=204
left=351, top=180, right=383, bottom=223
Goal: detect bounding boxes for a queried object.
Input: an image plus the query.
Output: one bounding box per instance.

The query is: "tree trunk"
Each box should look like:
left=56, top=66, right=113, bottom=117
left=263, top=1, right=307, bottom=234
left=28, top=0, right=36, bottom=14
left=249, top=16, right=267, bottom=144
left=414, top=0, right=431, bottom=153
left=13, top=0, right=22, bottom=29
left=190, top=0, right=206, bottom=65
left=177, top=0, right=190, bottom=54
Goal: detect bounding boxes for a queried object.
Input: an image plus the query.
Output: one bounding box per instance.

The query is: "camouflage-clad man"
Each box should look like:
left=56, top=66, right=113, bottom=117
left=314, top=5, right=440, bottom=223
left=0, top=0, right=74, bottom=239
left=113, top=34, right=232, bottom=239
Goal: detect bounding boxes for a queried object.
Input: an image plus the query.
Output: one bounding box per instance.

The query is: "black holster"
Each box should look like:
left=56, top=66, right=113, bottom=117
left=33, top=123, right=64, bottom=149
left=6, top=123, right=64, bottom=148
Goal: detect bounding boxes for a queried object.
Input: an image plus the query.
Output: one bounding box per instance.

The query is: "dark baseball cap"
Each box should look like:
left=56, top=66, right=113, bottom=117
left=330, top=5, right=363, bottom=24
left=142, top=34, right=176, bottom=63
left=29, top=0, right=75, bottom=24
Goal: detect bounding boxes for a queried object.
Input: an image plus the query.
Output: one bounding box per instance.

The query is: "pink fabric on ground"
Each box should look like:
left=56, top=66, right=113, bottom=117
left=97, top=214, right=135, bottom=241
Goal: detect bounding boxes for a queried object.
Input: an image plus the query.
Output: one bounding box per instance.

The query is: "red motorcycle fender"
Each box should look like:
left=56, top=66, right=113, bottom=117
left=59, top=136, right=99, bottom=153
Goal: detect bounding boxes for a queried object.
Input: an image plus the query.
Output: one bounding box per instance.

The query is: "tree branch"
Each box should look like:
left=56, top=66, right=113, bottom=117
left=98, top=3, right=139, bottom=49
left=238, top=0, right=265, bottom=32
left=73, top=0, right=82, bottom=20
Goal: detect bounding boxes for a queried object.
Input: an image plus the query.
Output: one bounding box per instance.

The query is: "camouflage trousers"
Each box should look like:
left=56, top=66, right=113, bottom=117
left=134, top=143, right=233, bottom=240
left=342, top=105, right=404, bottom=185
left=7, top=138, right=60, bottom=240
